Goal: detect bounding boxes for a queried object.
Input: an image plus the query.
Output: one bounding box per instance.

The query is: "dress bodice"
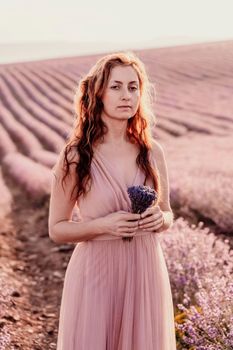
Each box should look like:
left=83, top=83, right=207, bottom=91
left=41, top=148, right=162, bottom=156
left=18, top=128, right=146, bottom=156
left=74, top=148, right=158, bottom=240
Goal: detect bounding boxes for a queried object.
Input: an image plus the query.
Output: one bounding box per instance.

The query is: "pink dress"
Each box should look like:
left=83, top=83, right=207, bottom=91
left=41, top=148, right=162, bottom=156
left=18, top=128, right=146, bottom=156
left=56, top=149, right=177, bottom=350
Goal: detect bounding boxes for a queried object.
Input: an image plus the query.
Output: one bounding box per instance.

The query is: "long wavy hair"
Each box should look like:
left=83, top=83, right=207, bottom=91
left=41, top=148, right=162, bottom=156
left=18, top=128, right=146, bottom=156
left=60, top=51, right=161, bottom=204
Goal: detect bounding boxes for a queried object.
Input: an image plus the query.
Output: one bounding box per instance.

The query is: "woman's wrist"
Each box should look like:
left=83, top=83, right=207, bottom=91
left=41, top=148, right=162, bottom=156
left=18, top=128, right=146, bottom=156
left=157, top=211, right=174, bottom=233
left=92, top=217, right=108, bottom=235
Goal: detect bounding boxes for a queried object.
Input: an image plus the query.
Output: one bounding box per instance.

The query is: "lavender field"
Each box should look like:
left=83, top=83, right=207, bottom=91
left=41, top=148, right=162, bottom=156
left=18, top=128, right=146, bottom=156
left=0, top=40, right=232, bottom=349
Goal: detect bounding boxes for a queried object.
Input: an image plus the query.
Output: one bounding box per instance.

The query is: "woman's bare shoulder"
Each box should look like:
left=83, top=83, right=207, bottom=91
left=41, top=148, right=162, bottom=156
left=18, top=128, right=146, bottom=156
left=53, top=144, right=79, bottom=176
left=150, top=139, right=165, bottom=162
left=64, top=144, right=80, bottom=161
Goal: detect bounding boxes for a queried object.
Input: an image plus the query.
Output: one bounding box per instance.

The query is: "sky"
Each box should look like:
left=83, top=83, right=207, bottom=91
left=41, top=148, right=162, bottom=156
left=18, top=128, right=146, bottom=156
left=0, top=0, right=233, bottom=62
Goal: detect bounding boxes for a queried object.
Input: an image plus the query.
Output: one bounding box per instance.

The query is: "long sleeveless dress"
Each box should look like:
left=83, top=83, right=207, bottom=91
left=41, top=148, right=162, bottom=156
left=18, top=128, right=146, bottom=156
left=56, top=148, right=177, bottom=350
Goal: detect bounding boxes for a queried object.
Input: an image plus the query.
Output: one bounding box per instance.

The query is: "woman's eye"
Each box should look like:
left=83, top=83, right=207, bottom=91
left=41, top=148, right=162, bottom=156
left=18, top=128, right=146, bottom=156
left=110, top=86, right=138, bottom=91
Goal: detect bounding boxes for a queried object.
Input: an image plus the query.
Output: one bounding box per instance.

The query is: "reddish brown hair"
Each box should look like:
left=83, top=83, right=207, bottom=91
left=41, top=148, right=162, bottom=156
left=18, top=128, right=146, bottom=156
left=60, top=51, right=161, bottom=203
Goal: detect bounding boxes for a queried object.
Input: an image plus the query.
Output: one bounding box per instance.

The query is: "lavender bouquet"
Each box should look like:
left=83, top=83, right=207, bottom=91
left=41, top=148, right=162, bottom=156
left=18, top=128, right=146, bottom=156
left=122, top=185, right=158, bottom=241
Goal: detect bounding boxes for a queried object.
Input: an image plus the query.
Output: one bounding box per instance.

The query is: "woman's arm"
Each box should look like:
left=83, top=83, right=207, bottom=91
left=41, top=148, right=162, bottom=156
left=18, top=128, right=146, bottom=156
left=152, top=140, right=174, bottom=233
left=50, top=219, right=105, bottom=244
left=48, top=146, right=105, bottom=244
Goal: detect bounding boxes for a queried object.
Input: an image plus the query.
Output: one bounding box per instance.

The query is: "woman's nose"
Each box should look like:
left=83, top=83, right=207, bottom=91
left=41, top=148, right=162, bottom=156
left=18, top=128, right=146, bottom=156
left=121, top=87, right=131, bottom=99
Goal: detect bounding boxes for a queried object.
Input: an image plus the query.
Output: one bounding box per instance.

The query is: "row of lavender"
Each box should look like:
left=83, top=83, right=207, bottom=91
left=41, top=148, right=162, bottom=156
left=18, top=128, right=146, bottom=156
left=161, top=218, right=233, bottom=349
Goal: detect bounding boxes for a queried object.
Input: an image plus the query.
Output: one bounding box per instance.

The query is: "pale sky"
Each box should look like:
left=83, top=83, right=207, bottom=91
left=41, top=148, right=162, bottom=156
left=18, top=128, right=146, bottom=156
left=1, top=0, right=233, bottom=44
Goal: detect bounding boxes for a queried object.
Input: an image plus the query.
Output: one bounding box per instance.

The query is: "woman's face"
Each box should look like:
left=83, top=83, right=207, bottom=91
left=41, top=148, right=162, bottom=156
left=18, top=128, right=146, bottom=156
left=101, top=65, right=140, bottom=121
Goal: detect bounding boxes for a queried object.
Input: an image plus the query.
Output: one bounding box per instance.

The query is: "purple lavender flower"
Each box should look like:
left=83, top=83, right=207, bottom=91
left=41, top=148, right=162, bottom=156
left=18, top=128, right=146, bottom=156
left=122, top=185, right=158, bottom=241
left=161, top=218, right=233, bottom=348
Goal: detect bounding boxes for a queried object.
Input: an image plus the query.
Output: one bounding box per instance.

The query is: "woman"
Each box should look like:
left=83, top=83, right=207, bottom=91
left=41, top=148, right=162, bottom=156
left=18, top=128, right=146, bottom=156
left=48, top=51, right=176, bottom=350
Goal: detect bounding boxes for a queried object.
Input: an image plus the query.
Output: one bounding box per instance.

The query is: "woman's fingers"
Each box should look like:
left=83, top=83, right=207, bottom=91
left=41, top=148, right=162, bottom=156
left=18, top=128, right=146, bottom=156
left=139, top=214, right=160, bottom=226
left=121, top=232, right=136, bottom=237
left=140, top=217, right=163, bottom=229
left=120, top=226, right=137, bottom=232
left=122, top=213, right=141, bottom=221
left=119, top=226, right=138, bottom=237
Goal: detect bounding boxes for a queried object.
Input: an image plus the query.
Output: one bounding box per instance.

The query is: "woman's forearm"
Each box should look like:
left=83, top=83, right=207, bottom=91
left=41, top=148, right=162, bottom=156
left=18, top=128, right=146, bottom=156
left=49, top=217, right=105, bottom=244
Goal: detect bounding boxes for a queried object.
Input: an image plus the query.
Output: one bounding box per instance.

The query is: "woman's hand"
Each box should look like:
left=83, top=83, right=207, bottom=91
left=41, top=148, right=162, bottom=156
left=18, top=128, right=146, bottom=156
left=138, top=205, right=164, bottom=232
left=100, top=210, right=141, bottom=238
